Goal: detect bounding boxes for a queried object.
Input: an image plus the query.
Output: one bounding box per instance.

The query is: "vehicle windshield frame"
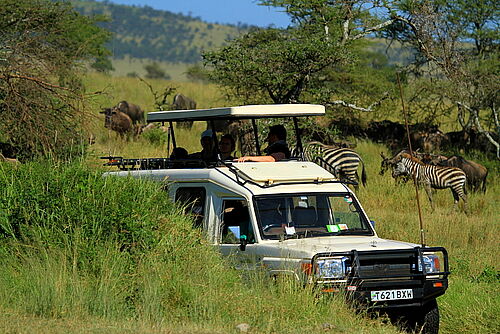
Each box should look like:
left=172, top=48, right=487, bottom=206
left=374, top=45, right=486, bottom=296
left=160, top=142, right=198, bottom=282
left=253, top=192, right=374, bottom=240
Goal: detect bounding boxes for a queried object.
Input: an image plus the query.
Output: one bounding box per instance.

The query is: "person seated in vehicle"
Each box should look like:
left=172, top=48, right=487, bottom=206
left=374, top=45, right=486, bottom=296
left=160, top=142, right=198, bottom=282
left=188, top=129, right=217, bottom=161
left=236, top=124, right=290, bottom=162
left=218, top=134, right=236, bottom=160
left=170, top=147, right=188, bottom=159
left=169, top=147, right=189, bottom=168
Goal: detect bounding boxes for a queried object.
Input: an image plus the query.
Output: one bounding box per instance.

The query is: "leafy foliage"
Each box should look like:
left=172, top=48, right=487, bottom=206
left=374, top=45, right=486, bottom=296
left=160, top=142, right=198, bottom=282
left=144, top=62, right=170, bottom=80
left=185, top=64, right=211, bottom=83
left=0, top=0, right=111, bottom=160
left=204, top=27, right=350, bottom=104
left=90, top=55, right=115, bottom=73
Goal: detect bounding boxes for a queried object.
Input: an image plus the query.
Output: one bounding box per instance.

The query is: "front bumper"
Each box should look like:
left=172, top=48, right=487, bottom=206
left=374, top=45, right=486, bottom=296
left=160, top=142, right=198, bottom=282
left=312, top=247, right=449, bottom=310
left=344, top=278, right=447, bottom=309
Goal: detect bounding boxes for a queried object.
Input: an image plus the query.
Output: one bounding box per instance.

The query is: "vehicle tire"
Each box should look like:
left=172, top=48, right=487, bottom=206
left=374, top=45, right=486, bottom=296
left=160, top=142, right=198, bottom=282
left=407, top=299, right=440, bottom=334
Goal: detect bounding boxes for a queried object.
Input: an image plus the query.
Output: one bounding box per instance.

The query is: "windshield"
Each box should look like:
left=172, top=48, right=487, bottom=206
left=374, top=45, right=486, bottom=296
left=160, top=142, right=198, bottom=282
left=254, top=193, right=373, bottom=240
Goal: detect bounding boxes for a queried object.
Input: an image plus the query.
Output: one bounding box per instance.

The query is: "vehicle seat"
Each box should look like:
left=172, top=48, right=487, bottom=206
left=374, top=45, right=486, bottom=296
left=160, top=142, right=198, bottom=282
left=292, top=206, right=317, bottom=226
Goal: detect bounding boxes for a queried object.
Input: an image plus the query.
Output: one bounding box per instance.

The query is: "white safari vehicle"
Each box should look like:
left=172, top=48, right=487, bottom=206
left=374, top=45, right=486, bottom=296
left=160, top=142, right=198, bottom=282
left=103, top=104, right=449, bottom=334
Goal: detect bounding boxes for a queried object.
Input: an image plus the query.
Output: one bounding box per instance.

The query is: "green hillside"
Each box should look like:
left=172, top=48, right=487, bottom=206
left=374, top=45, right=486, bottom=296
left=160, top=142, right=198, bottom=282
left=71, top=0, right=249, bottom=64
left=70, top=1, right=416, bottom=80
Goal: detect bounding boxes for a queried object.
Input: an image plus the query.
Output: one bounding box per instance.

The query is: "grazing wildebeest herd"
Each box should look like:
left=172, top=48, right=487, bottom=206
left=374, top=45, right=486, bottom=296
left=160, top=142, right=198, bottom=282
left=100, top=95, right=196, bottom=138
left=96, top=101, right=492, bottom=214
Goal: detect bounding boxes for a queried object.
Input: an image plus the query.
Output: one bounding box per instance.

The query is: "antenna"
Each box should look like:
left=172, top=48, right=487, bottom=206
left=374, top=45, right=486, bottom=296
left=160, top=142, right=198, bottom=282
left=396, top=72, right=426, bottom=247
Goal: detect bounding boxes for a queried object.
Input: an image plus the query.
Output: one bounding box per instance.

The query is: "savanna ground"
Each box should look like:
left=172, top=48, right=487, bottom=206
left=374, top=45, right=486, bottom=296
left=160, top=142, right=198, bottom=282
left=0, top=73, right=498, bottom=333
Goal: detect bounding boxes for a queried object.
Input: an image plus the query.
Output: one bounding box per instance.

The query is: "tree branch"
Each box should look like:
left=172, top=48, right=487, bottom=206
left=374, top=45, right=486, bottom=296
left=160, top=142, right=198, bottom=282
left=493, top=102, right=499, bottom=132
left=326, top=92, right=390, bottom=112
left=348, top=18, right=398, bottom=42
left=392, top=16, right=441, bottom=65
left=458, top=102, right=500, bottom=159
left=1, top=73, right=72, bottom=91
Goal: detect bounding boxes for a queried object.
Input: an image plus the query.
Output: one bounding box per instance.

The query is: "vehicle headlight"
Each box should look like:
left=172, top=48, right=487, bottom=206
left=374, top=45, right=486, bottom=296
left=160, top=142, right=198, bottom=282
left=419, top=253, right=441, bottom=274
left=315, top=257, right=349, bottom=279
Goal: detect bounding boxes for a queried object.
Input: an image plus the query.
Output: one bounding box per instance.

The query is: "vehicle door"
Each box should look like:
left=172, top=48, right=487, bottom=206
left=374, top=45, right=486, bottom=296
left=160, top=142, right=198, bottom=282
left=218, top=198, right=262, bottom=270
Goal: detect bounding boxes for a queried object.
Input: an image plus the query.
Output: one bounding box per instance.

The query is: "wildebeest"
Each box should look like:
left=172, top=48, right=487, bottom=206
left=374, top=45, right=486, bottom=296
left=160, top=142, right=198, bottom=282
left=115, top=101, right=144, bottom=125
left=419, top=154, right=488, bottom=193
left=436, top=156, right=488, bottom=193
left=100, top=107, right=134, bottom=139
left=172, top=94, right=197, bottom=129
left=409, top=129, right=448, bottom=153
left=390, top=152, right=468, bottom=212
left=366, top=120, right=406, bottom=143
left=380, top=150, right=425, bottom=183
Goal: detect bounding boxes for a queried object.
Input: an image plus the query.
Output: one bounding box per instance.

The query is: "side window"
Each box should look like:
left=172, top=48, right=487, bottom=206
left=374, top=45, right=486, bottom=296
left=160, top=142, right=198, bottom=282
left=220, top=199, right=254, bottom=244
left=175, top=187, right=206, bottom=228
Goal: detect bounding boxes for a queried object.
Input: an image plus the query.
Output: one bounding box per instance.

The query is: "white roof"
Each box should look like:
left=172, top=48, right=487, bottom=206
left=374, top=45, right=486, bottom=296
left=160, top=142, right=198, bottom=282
left=147, top=104, right=325, bottom=122
left=103, top=164, right=346, bottom=197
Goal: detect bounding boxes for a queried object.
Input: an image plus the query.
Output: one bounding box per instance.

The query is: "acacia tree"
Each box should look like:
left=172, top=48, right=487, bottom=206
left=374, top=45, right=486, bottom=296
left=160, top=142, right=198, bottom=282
left=0, top=0, right=111, bottom=160
left=203, top=1, right=401, bottom=107
left=387, top=0, right=499, bottom=157
left=204, top=27, right=351, bottom=104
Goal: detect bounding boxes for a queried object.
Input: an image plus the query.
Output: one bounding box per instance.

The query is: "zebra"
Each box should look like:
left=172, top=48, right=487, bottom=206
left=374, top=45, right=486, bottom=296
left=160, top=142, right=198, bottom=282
left=391, top=152, right=468, bottom=212
left=292, top=141, right=367, bottom=190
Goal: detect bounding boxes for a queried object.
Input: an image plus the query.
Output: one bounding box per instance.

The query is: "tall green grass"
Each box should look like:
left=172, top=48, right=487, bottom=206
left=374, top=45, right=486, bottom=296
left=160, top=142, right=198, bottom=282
left=354, top=140, right=499, bottom=334
left=0, top=160, right=401, bottom=333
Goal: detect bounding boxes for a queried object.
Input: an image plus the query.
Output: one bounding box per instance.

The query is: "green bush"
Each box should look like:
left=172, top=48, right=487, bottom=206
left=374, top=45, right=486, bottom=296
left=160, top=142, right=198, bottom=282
left=141, top=127, right=169, bottom=147
left=0, top=161, right=167, bottom=252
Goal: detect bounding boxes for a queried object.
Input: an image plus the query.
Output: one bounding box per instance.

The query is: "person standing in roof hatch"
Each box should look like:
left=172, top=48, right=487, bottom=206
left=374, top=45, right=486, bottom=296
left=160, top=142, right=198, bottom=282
left=189, top=129, right=217, bottom=161
left=236, top=124, right=290, bottom=162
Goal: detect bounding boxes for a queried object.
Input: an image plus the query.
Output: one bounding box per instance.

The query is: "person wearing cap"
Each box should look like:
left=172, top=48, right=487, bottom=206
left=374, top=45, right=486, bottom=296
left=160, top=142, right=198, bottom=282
left=189, top=129, right=217, bottom=161
left=236, top=124, right=290, bottom=162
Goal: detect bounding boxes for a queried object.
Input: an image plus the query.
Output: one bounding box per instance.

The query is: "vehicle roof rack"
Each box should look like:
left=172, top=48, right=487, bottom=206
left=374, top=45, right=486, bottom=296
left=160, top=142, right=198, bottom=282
left=100, top=156, right=211, bottom=170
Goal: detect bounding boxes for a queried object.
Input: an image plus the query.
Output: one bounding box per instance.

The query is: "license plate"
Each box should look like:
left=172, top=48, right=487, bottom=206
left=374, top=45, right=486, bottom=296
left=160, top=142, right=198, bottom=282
left=370, top=289, right=413, bottom=301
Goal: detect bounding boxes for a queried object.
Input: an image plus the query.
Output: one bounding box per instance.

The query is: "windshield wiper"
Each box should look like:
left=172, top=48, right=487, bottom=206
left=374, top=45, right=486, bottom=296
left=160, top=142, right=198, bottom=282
left=294, top=230, right=329, bottom=238
left=333, top=229, right=371, bottom=235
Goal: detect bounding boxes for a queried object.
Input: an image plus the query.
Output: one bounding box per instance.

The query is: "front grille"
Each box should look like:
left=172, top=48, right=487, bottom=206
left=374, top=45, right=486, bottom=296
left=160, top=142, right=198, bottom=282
left=352, top=250, right=418, bottom=279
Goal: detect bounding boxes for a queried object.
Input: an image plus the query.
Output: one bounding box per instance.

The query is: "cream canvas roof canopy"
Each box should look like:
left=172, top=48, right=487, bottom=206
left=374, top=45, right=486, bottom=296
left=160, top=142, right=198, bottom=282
left=147, top=104, right=325, bottom=122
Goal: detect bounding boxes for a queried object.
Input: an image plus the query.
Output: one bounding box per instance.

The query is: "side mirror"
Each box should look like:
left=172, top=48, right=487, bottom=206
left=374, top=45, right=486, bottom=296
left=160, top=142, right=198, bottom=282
left=239, top=234, right=248, bottom=251
left=370, top=220, right=376, bottom=229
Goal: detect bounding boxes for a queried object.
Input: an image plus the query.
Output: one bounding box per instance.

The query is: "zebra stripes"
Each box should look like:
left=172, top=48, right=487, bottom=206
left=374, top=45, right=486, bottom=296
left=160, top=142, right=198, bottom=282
left=392, top=153, right=468, bottom=212
left=292, top=141, right=367, bottom=190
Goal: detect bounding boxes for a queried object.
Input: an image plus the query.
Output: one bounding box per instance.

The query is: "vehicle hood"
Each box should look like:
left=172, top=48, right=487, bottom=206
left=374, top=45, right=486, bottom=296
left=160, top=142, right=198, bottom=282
left=258, top=236, right=419, bottom=259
